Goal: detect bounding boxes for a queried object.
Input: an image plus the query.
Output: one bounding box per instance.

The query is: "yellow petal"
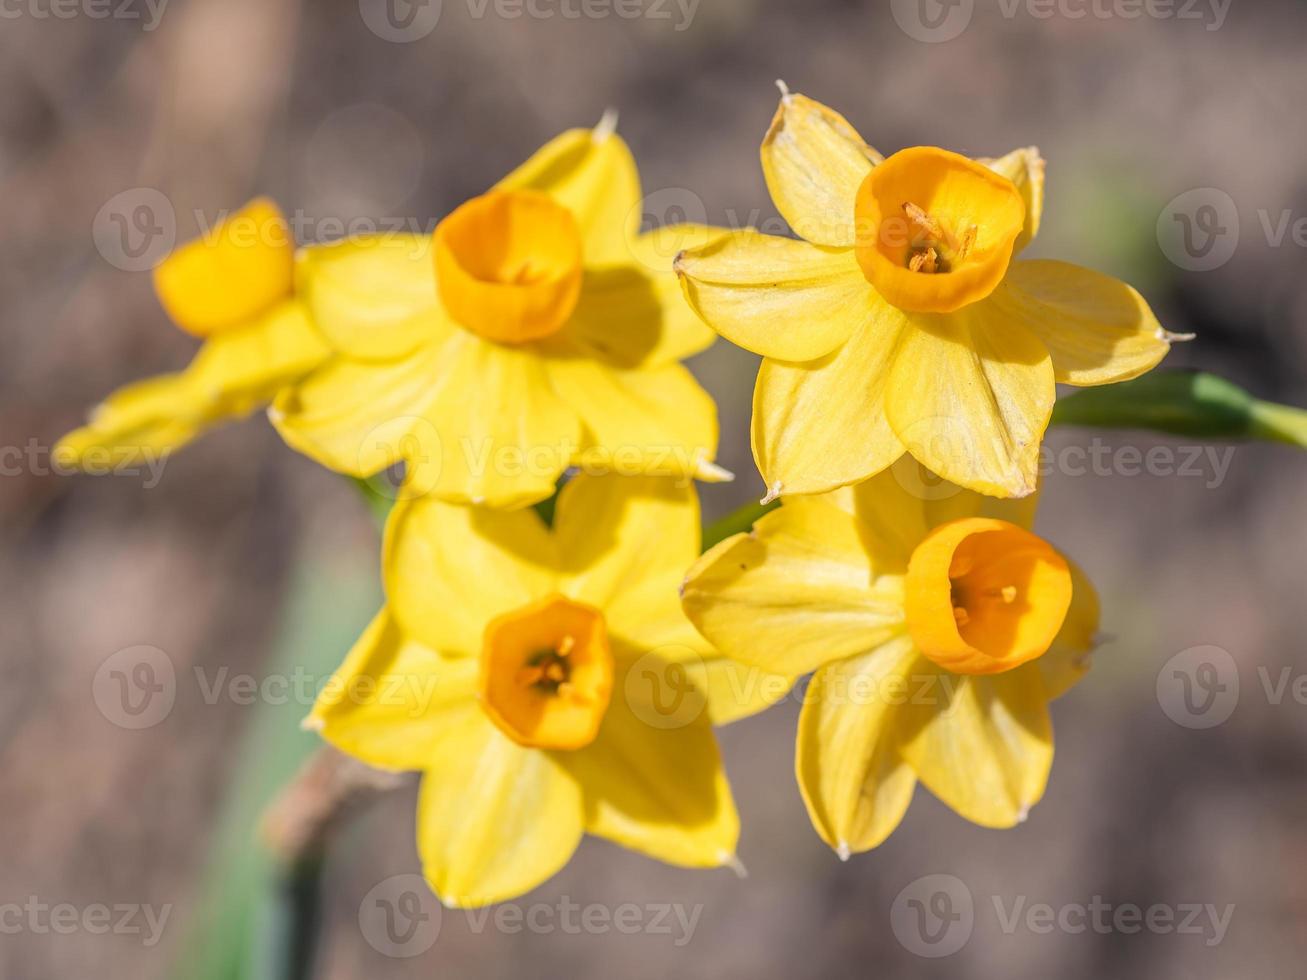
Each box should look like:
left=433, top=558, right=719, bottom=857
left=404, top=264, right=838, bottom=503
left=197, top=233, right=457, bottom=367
left=1033, top=558, right=1100, bottom=700
left=153, top=197, right=294, bottom=337
left=675, top=231, right=872, bottom=362
left=796, top=636, right=920, bottom=854
left=270, top=338, right=455, bottom=478
left=496, top=124, right=641, bottom=267
left=554, top=474, right=698, bottom=636
left=383, top=493, right=558, bottom=656
left=695, top=652, right=795, bottom=726
left=309, top=610, right=480, bottom=771
left=753, top=300, right=909, bottom=497
left=409, top=333, right=583, bottom=508
left=563, top=224, right=728, bottom=368
left=979, top=147, right=1045, bottom=253
left=560, top=646, right=738, bottom=867
left=988, top=260, right=1172, bottom=386
left=885, top=311, right=1054, bottom=498
left=610, top=613, right=793, bottom=727
left=543, top=358, right=720, bottom=482
left=184, top=300, right=331, bottom=416
left=56, top=372, right=206, bottom=469
left=417, top=712, right=584, bottom=908
left=682, top=498, right=906, bottom=677
left=760, top=90, right=882, bottom=246
left=296, top=234, right=444, bottom=361
left=898, top=661, right=1052, bottom=828
left=59, top=301, right=328, bottom=469
left=827, top=467, right=1036, bottom=576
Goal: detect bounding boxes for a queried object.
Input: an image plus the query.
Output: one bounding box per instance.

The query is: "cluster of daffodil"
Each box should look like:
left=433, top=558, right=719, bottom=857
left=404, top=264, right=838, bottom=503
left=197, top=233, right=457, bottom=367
left=62, top=87, right=1184, bottom=907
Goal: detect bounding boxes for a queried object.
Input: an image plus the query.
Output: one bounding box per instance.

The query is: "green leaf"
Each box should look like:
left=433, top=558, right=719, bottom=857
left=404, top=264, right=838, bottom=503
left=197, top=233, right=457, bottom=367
left=1051, top=370, right=1307, bottom=447
left=177, top=556, right=382, bottom=980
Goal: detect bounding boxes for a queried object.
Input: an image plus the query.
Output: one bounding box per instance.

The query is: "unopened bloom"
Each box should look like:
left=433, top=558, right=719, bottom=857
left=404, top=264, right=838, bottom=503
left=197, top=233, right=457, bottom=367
left=681, top=464, right=1100, bottom=855
left=273, top=117, right=730, bottom=509
left=676, top=88, right=1182, bottom=499
left=309, top=475, right=782, bottom=907
left=57, top=199, right=329, bottom=468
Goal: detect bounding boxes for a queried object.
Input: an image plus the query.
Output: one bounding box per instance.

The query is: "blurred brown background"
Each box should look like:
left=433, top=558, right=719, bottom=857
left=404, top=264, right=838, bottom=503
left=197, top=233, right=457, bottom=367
left=4, top=0, right=1307, bottom=976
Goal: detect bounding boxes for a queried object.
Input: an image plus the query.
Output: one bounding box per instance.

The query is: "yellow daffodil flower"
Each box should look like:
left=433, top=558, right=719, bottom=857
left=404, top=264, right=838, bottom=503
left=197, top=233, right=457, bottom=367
left=681, top=463, right=1101, bottom=857
left=675, top=87, right=1184, bottom=500
left=57, top=199, right=330, bottom=469
left=272, top=116, right=731, bottom=509
left=308, top=474, right=786, bottom=907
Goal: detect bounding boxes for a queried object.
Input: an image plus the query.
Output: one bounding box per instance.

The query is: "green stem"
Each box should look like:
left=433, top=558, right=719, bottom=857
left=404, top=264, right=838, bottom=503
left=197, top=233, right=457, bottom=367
left=1050, top=370, right=1307, bottom=446
left=351, top=477, right=395, bottom=529
left=702, top=499, right=779, bottom=550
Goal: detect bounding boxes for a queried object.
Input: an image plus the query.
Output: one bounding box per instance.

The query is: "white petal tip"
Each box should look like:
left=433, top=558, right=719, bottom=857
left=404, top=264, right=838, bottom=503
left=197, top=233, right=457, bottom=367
left=721, top=852, right=748, bottom=878
left=1017, top=805, right=1031, bottom=824
left=593, top=108, right=619, bottom=143
left=836, top=842, right=852, bottom=862
left=760, top=483, right=783, bottom=505
left=266, top=405, right=285, bottom=423
left=1161, top=329, right=1197, bottom=343
left=775, top=79, right=792, bottom=102
left=470, top=496, right=486, bottom=506
left=300, top=715, right=324, bottom=733
left=697, top=460, right=735, bottom=483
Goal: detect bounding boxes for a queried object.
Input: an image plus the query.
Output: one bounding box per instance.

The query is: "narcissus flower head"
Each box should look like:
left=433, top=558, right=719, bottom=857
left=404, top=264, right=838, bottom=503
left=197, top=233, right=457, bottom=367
left=853, top=147, right=1026, bottom=314
left=272, top=116, right=733, bottom=509
left=308, top=475, right=787, bottom=908
left=681, top=462, right=1101, bottom=856
left=675, top=86, right=1186, bottom=500
left=57, top=198, right=329, bottom=469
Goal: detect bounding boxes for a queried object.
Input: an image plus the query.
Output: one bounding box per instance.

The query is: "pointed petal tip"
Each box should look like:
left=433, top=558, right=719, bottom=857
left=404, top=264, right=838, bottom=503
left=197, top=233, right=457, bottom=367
left=593, top=108, right=619, bottom=143
left=300, top=714, right=324, bottom=733
left=836, top=841, right=852, bottom=862
left=1017, top=804, right=1031, bottom=824
left=1161, top=329, right=1197, bottom=343
left=760, top=482, right=782, bottom=505
left=698, top=460, right=735, bottom=483
left=775, top=79, right=792, bottom=102
left=721, top=852, right=748, bottom=879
